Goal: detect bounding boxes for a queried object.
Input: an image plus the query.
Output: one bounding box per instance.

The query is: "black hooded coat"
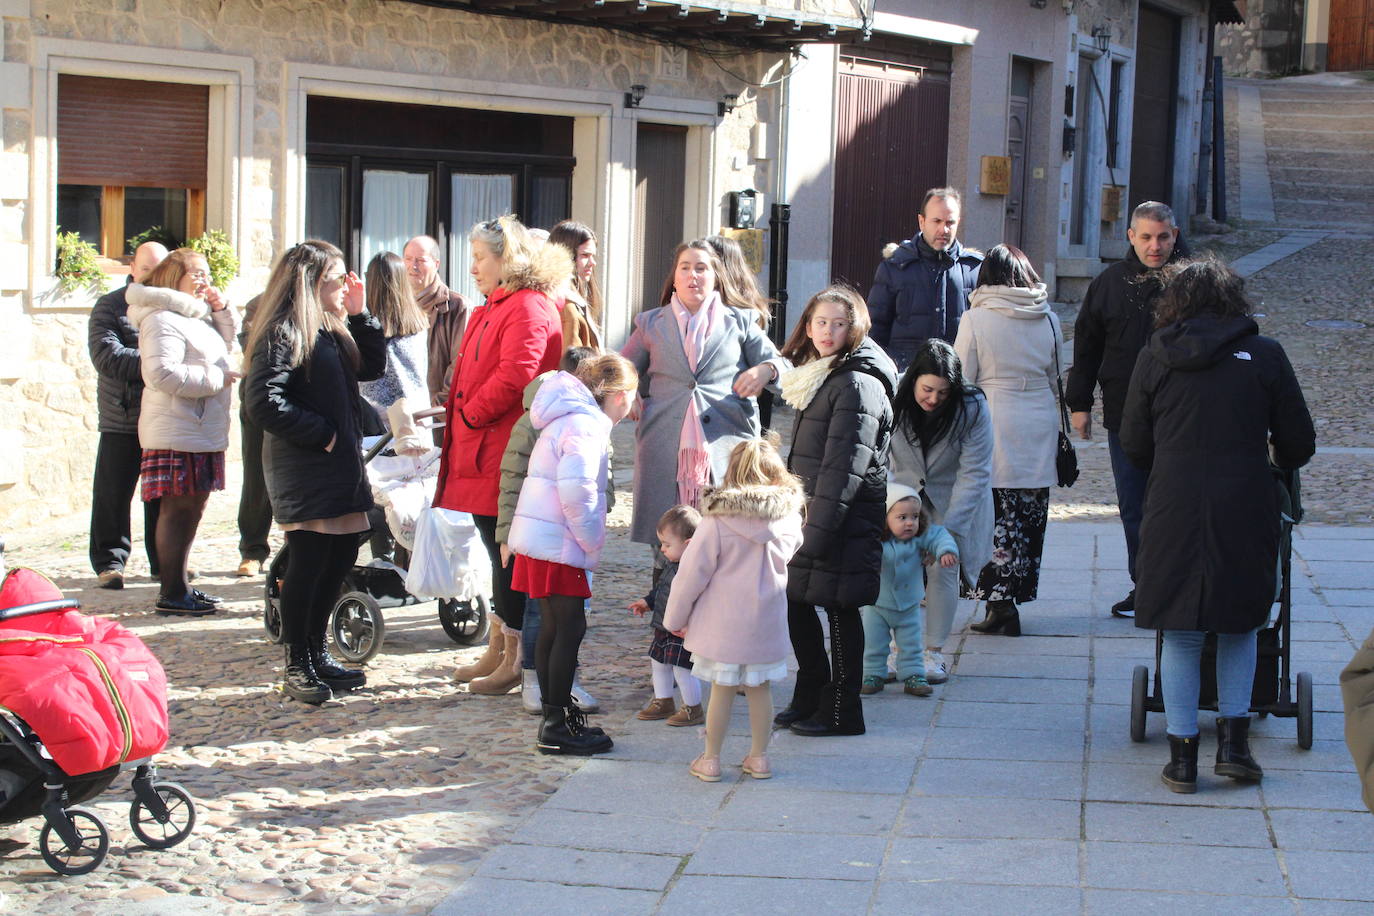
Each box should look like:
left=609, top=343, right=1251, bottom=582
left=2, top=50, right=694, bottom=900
left=1120, top=316, right=1315, bottom=633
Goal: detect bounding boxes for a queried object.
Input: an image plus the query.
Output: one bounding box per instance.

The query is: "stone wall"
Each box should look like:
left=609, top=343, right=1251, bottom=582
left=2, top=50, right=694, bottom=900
left=1217, top=0, right=1307, bottom=76
left=0, top=0, right=783, bottom=532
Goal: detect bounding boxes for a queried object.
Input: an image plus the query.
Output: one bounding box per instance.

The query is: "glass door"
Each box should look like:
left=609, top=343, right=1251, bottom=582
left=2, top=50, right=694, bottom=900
left=448, top=172, right=515, bottom=301
left=361, top=169, right=431, bottom=268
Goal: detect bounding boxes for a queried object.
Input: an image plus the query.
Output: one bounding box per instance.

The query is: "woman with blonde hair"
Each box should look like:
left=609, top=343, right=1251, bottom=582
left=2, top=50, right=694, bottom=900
left=433, top=215, right=566, bottom=693
left=508, top=353, right=637, bottom=753
left=245, top=239, right=385, bottom=704
left=128, top=247, right=240, bottom=615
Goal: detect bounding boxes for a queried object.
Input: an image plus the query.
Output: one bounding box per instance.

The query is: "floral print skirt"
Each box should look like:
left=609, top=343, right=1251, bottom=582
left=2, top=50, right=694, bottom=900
left=975, top=487, right=1050, bottom=603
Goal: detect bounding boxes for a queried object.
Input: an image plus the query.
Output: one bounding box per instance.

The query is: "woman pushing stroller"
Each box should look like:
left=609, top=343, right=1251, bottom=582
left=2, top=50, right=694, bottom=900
left=245, top=240, right=386, bottom=705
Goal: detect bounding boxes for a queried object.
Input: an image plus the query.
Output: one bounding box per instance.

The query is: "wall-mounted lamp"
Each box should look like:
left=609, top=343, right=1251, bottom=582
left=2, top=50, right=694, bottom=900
left=1091, top=25, right=1111, bottom=53
left=718, top=93, right=738, bottom=117
left=626, top=84, right=646, bottom=109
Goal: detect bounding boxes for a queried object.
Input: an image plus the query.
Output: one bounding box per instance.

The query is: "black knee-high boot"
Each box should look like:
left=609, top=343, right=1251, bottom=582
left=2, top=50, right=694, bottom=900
left=791, top=609, right=865, bottom=737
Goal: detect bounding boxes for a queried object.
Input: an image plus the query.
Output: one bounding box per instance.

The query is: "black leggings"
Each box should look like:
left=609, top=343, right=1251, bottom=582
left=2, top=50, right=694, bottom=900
left=535, top=594, right=587, bottom=708
left=787, top=599, right=864, bottom=709
left=280, top=530, right=360, bottom=645
left=473, top=513, right=527, bottom=631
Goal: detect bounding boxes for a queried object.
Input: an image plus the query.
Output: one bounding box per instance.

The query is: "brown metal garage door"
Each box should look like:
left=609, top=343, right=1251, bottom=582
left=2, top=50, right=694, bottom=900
left=831, top=40, right=951, bottom=292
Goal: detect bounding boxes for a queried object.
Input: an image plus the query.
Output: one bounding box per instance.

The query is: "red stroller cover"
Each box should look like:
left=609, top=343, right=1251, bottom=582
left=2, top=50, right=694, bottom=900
left=0, top=568, right=169, bottom=776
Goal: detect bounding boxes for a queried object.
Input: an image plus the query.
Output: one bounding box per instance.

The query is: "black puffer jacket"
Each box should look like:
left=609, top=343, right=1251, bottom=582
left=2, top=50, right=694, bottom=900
left=246, top=314, right=386, bottom=525
left=1121, top=316, right=1314, bottom=633
left=868, top=237, right=983, bottom=365
left=1065, top=240, right=1188, bottom=431
left=87, top=280, right=145, bottom=435
left=786, top=338, right=898, bottom=610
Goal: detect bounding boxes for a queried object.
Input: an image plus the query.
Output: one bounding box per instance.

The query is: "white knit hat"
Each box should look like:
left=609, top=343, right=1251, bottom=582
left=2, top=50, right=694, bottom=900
left=885, top=481, right=923, bottom=514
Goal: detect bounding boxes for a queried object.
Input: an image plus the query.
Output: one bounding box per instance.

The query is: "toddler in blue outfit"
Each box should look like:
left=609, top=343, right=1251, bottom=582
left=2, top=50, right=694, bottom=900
left=861, top=482, right=959, bottom=697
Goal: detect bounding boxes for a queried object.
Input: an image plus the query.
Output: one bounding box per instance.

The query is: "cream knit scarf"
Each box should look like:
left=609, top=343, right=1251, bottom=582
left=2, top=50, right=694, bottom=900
left=780, top=355, right=838, bottom=411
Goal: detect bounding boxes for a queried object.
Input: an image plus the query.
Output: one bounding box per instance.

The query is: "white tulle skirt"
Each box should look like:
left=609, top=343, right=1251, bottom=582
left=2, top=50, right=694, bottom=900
left=691, top=655, right=789, bottom=687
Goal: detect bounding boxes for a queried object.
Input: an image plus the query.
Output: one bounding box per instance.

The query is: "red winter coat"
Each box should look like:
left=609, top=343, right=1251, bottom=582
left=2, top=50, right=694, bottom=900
left=434, top=246, right=567, bottom=518
left=0, top=568, right=169, bottom=776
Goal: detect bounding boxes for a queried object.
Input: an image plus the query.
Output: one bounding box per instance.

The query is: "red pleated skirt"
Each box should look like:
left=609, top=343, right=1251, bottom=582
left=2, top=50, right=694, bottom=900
left=511, top=554, right=591, bottom=599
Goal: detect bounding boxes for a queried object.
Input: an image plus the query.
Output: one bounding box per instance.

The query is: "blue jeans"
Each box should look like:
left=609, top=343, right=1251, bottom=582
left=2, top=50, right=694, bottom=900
left=521, top=596, right=540, bottom=671
left=1106, top=429, right=1148, bottom=583
left=1160, top=628, right=1259, bottom=736
left=861, top=605, right=925, bottom=679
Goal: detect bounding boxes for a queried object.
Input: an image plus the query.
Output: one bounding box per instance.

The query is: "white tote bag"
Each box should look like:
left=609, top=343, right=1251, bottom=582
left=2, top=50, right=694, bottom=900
left=404, top=507, right=490, bottom=601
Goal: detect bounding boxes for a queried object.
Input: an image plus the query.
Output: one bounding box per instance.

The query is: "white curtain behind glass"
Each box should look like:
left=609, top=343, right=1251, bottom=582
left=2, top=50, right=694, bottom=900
left=361, top=170, right=430, bottom=268
left=449, top=173, right=514, bottom=302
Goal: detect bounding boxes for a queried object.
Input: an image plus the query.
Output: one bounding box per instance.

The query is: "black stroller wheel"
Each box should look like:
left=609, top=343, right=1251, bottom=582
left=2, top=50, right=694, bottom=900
left=130, top=781, right=197, bottom=849
left=1296, top=671, right=1314, bottom=750
left=39, top=806, right=109, bottom=876
left=439, top=594, right=490, bottom=646
left=332, top=592, right=385, bottom=663
left=1130, top=665, right=1148, bottom=743
left=263, top=548, right=288, bottom=644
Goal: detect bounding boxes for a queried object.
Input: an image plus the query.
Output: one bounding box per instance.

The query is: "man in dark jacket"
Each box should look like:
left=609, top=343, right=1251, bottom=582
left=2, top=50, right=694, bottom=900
left=1065, top=201, right=1187, bottom=618
left=403, top=235, right=471, bottom=407
left=86, top=241, right=167, bottom=588
left=868, top=187, right=983, bottom=368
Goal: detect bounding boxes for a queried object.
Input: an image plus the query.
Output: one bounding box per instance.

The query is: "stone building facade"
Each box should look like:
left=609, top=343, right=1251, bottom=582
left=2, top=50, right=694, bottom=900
left=0, top=0, right=863, bottom=530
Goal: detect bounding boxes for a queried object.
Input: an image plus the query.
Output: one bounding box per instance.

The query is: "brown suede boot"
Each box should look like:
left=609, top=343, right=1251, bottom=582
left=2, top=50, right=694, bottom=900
left=454, top=618, right=504, bottom=683
left=470, top=629, right=522, bottom=695
left=666, top=703, right=704, bottom=727
left=637, top=697, right=676, bottom=720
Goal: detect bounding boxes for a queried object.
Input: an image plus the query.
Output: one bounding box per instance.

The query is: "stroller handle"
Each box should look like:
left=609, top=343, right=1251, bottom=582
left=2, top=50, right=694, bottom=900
left=0, top=599, right=81, bottom=622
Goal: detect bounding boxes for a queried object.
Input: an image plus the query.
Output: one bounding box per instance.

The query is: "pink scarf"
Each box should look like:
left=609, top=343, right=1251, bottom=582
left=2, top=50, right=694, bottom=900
left=672, top=291, right=722, bottom=507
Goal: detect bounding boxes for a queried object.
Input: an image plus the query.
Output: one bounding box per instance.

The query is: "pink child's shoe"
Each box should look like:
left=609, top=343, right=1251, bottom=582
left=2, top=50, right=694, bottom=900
left=741, top=754, right=772, bottom=779
left=689, top=753, right=722, bottom=782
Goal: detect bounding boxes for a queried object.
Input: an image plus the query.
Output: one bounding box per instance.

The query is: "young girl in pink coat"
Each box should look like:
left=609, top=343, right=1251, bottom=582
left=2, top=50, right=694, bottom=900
left=664, top=436, right=805, bottom=782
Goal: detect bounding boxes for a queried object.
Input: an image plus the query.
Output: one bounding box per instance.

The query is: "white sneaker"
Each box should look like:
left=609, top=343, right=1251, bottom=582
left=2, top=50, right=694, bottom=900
left=924, top=650, right=948, bottom=685
left=570, top=677, right=600, bottom=713
left=521, top=669, right=542, bottom=715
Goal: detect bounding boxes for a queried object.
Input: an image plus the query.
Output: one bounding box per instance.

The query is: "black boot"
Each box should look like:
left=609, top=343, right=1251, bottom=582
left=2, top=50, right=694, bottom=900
left=536, top=705, right=613, bottom=756
left=1162, top=733, right=1199, bottom=793
left=310, top=633, right=366, bottom=691
left=1214, top=716, right=1263, bottom=782
left=970, top=600, right=1022, bottom=636
left=789, top=684, right=866, bottom=737
left=283, top=645, right=332, bottom=705
left=774, top=681, right=821, bottom=727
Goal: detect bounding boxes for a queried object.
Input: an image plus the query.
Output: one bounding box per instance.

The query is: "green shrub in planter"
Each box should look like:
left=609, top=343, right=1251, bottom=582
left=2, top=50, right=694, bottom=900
left=187, top=230, right=240, bottom=289
left=55, top=230, right=106, bottom=296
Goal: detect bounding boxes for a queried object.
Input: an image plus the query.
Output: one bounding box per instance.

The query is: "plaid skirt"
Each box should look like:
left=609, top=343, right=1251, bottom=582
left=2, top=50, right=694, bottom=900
left=648, top=627, right=693, bottom=668
left=140, top=449, right=225, bottom=501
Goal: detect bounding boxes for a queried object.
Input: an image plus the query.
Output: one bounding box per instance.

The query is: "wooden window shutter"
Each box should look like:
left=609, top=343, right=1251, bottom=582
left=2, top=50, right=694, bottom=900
left=58, top=75, right=209, bottom=189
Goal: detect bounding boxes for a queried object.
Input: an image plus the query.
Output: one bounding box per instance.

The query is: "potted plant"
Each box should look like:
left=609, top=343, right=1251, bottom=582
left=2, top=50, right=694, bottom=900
left=54, top=230, right=106, bottom=296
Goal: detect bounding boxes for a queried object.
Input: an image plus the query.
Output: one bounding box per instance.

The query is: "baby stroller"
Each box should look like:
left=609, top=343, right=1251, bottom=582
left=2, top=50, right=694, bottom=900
left=0, top=561, right=195, bottom=875
left=1129, top=467, right=1314, bottom=748
left=262, top=407, right=490, bottom=663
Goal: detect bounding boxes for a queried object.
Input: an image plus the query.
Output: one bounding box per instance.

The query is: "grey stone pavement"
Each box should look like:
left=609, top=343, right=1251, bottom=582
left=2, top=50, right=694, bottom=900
left=431, top=522, right=1374, bottom=915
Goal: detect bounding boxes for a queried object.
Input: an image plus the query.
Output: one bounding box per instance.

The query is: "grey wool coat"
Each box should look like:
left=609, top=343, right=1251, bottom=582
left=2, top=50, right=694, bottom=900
left=887, top=393, right=995, bottom=588
left=621, top=304, right=785, bottom=544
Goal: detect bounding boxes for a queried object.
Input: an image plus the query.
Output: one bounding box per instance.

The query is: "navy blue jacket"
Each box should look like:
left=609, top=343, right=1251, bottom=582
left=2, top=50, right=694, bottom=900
left=868, top=236, right=983, bottom=367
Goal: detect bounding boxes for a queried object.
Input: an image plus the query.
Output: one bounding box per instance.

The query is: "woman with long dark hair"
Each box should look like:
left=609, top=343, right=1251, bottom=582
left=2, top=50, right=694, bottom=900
left=1121, top=255, right=1313, bottom=793
left=775, top=285, right=896, bottom=736
left=548, top=220, right=602, bottom=350
left=245, top=240, right=385, bottom=704
left=359, top=250, right=429, bottom=428
left=954, top=244, right=1063, bottom=637
left=888, top=339, right=993, bottom=684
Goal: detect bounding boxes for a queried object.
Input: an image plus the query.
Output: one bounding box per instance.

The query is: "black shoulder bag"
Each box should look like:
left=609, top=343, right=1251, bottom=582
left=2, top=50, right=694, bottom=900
left=1051, top=318, right=1079, bottom=488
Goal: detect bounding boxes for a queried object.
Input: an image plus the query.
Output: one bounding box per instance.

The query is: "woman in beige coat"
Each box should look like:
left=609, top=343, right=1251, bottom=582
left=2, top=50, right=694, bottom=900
left=953, top=244, right=1063, bottom=636
left=127, top=248, right=240, bottom=615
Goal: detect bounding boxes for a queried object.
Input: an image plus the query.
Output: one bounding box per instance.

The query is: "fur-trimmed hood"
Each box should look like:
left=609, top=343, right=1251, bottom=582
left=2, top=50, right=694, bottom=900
left=126, top=283, right=211, bottom=329
left=703, top=484, right=804, bottom=531
left=501, top=242, right=573, bottom=296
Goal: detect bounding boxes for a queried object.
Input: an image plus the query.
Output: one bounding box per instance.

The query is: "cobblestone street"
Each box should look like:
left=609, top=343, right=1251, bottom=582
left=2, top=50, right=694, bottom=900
left=1, top=73, right=1372, bottom=914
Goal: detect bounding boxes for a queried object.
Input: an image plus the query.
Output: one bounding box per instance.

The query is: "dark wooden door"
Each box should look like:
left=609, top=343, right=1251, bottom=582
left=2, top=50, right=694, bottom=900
left=832, top=57, right=950, bottom=291
left=633, top=123, right=687, bottom=312
left=1004, top=60, right=1034, bottom=249
left=1329, top=0, right=1374, bottom=70
left=1130, top=5, right=1180, bottom=209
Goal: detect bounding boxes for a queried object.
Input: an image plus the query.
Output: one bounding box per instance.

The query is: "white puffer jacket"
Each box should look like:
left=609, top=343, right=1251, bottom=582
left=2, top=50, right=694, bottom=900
left=508, top=371, right=611, bottom=571
left=127, top=283, right=239, bottom=453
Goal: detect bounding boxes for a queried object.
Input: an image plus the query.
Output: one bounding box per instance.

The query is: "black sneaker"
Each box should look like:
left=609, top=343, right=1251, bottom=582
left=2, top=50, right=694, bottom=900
left=155, top=593, right=218, bottom=616
left=1111, top=590, right=1136, bottom=619
left=191, top=588, right=224, bottom=605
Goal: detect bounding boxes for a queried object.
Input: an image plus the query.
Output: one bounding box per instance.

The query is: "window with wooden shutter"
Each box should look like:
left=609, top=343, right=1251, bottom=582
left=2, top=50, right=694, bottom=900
left=55, top=75, right=209, bottom=264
